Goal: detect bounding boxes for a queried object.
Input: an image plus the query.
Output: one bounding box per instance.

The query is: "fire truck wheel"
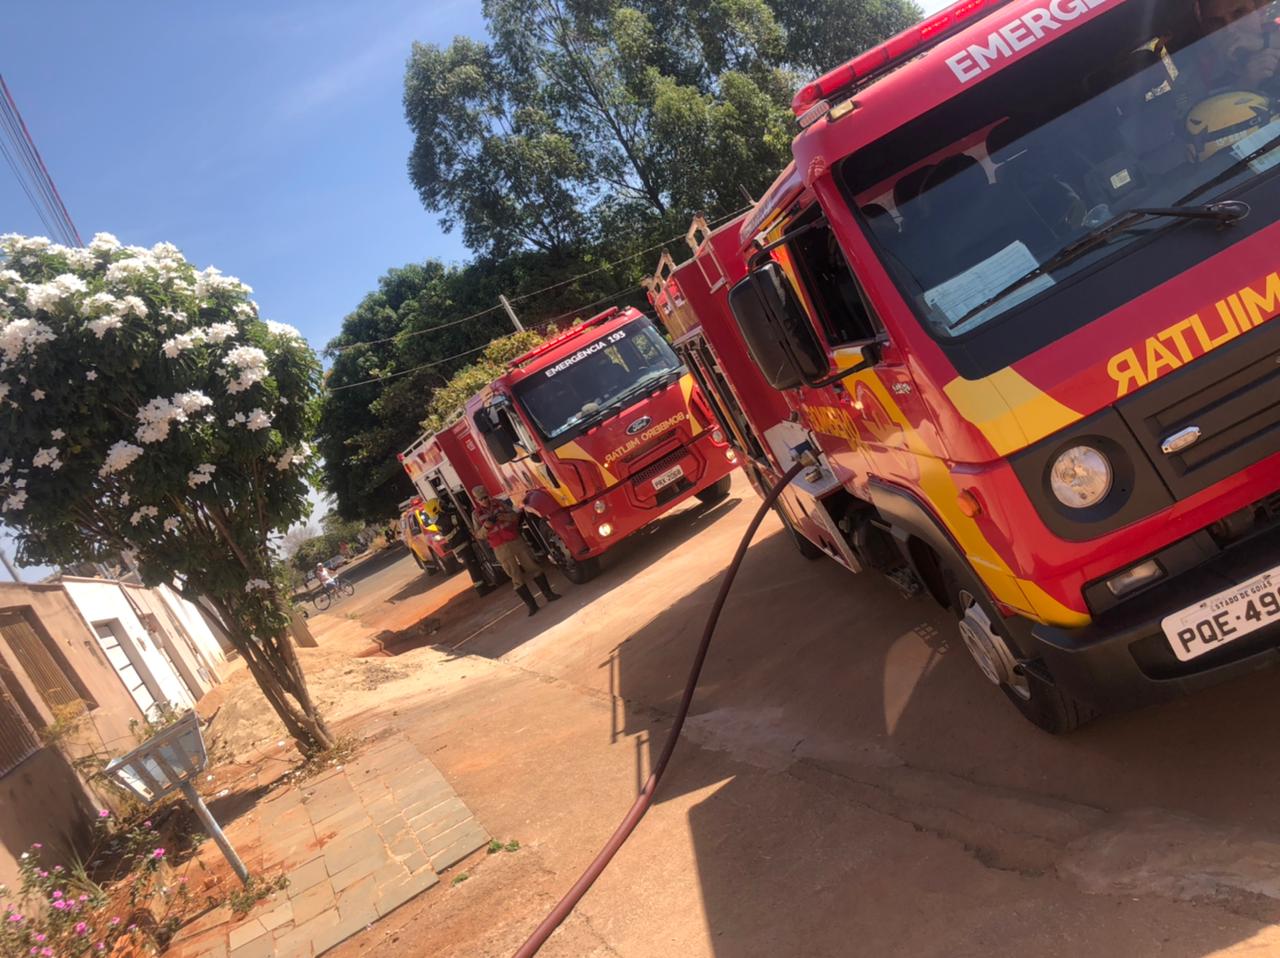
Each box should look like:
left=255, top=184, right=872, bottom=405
left=410, top=551, right=426, bottom=571
left=946, top=573, right=1096, bottom=734
left=695, top=476, right=732, bottom=505
left=774, top=504, right=822, bottom=560
left=537, top=520, right=601, bottom=584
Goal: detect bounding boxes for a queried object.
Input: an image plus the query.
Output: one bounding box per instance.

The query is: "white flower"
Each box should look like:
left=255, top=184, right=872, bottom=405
left=31, top=389, right=44, bottom=401
left=223, top=345, right=268, bottom=394
left=244, top=578, right=270, bottom=593
left=105, top=257, right=151, bottom=284
left=2, top=490, right=27, bottom=512
left=187, top=469, right=212, bottom=488
left=89, top=232, right=122, bottom=253
left=119, top=295, right=147, bottom=318
left=265, top=321, right=303, bottom=341
left=99, top=440, right=143, bottom=476
left=0, top=268, right=22, bottom=288
left=50, top=429, right=64, bottom=440
left=174, top=391, right=213, bottom=415
left=195, top=267, right=251, bottom=299
left=0, top=459, right=9, bottom=473
left=57, top=246, right=96, bottom=270
left=86, top=292, right=118, bottom=313
left=120, top=492, right=130, bottom=506
left=0, top=317, right=56, bottom=359
left=162, top=329, right=205, bottom=358
left=274, top=442, right=311, bottom=471
left=163, top=517, right=180, bottom=533
left=0, top=235, right=50, bottom=255
left=87, top=315, right=123, bottom=339
left=245, top=408, right=272, bottom=431
left=25, top=273, right=87, bottom=312
left=85, top=370, right=97, bottom=381
left=234, top=303, right=256, bottom=319
left=32, top=446, right=59, bottom=468
left=0, top=383, right=8, bottom=401
left=205, top=322, right=237, bottom=343
left=129, top=505, right=159, bottom=526
left=14, top=479, right=25, bottom=489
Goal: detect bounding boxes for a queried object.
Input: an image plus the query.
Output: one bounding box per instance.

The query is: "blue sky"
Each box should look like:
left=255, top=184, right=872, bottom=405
left=0, top=0, right=484, bottom=351
left=1, top=1, right=949, bottom=577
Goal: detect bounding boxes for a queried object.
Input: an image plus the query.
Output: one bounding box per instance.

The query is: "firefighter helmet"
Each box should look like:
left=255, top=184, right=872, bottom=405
left=1185, top=91, right=1273, bottom=162
left=421, top=498, right=441, bottom=520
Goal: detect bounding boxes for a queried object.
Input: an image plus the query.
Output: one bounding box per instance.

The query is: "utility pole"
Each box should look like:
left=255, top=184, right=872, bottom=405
left=498, top=294, right=524, bottom=333
left=0, top=545, right=22, bottom=583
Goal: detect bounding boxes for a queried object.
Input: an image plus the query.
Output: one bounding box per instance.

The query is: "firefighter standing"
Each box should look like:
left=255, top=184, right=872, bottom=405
left=470, top=485, right=561, bottom=615
left=432, top=497, right=493, bottom=595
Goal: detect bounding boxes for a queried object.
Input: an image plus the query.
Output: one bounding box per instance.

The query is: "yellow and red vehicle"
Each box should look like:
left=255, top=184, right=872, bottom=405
left=669, top=0, right=1280, bottom=730
left=459, top=305, right=740, bottom=582
left=396, top=496, right=460, bottom=575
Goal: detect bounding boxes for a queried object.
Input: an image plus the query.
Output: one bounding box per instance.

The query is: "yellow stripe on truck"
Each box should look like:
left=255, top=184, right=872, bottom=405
left=943, top=368, right=1082, bottom=457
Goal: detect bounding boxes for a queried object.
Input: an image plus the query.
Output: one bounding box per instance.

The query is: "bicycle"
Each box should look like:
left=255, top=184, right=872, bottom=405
left=311, top=576, right=355, bottom=612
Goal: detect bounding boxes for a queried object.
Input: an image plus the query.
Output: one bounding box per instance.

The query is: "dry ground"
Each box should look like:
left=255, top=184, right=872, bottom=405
left=206, top=472, right=1280, bottom=958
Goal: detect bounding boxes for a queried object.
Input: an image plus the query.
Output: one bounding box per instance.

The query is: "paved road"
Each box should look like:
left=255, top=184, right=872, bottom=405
left=328, top=470, right=1280, bottom=957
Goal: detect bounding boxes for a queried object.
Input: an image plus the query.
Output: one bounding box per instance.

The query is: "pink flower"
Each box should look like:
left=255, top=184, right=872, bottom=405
left=98, top=809, right=110, bottom=819
left=30, top=843, right=41, bottom=850
left=37, top=871, right=47, bottom=879
left=52, top=866, right=62, bottom=874
left=33, top=934, right=45, bottom=943
left=126, top=923, right=137, bottom=931
left=78, top=895, right=88, bottom=902
left=51, top=891, right=61, bottom=899
left=109, top=917, right=120, bottom=927
left=75, top=921, right=88, bottom=935
left=96, top=945, right=106, bottom=953
left=143, top=820, right=152, bottom=828
left=151, top=848, right=165, bottom=859
left=52, top=901, right=67, bottom=911
left=7, top=913, right=22, bottom=922
left=41, top=949, right=53, bottom=957
left=28, top=948, right=37, bottom=956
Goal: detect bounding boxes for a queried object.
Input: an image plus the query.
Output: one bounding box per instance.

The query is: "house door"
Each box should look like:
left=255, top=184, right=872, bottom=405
left=93, top=621, right=160, bottom=718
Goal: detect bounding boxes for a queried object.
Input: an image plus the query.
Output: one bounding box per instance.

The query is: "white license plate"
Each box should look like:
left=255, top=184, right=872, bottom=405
left=651, top=465, right=683, bottom=490
left=1161, top=564, right=1280, bottom=661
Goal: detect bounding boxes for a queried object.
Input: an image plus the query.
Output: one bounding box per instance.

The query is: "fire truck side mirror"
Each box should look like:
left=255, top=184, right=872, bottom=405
left=728, top=263, right=828, bottom=391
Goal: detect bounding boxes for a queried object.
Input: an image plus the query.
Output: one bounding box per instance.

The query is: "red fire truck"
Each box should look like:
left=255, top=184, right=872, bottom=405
left=665, top=0, right=1280, bottom=731
left=456, top=306, right=739, bottom=582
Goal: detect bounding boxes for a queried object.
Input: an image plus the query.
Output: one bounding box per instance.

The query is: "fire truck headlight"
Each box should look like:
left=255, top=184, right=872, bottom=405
left=1049, top=445, right=1113, bottom=509
left=593, top=500, right=607, bottom=514
left=597, top=522, right=614, bottom=538
left=725, top=448, right=737, bottom=463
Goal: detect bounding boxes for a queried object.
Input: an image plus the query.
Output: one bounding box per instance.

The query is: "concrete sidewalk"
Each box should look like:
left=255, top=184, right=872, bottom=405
left=171, top=733, right=488, bottom=958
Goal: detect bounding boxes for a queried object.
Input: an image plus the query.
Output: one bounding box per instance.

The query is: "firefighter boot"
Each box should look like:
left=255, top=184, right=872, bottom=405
left=515, top=584, right=539, bottom=616
left=535, top=573, right=561, bottom=602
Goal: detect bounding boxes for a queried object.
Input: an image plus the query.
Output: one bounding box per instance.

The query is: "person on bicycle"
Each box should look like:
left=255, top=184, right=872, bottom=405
left=470, top=485, right=561, bottom=616
left=315, top=562, right=337, bottom=593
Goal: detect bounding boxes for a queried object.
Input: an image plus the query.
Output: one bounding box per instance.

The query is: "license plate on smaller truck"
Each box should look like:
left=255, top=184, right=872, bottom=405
left=651, top=465, right=683, bottom=491
left=1161, top=565, right=1280, bottom=662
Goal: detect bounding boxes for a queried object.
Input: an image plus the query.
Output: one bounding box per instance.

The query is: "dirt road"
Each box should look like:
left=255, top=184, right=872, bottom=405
left=276, top=471, right=1280, bottom=957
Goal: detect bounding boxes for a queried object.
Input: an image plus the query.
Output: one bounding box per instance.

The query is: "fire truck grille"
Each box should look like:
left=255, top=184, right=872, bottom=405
left=1116, top=317, right=1280, bottom=501
left=631, top=448, right=688, bottom=487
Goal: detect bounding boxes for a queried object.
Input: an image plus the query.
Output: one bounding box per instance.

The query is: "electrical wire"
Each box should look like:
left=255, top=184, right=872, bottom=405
left=0, top=74, right=81, bottom=246
left=328, top=202, right=753, bottom=356
left=511, top=459, right=806, bottom=958
left=325, top=341, right=493, bottom=392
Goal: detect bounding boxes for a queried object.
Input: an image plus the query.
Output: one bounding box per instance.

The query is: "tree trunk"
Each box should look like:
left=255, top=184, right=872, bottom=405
left=207, top=594, right=335, bottom=756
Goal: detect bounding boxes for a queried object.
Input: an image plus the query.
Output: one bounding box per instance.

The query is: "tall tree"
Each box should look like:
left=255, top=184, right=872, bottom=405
left=0, top=233, right=333, bottom=754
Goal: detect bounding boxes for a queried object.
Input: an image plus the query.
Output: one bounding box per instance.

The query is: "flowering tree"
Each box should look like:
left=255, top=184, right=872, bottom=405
left=0, top=233, right=333, bottom=754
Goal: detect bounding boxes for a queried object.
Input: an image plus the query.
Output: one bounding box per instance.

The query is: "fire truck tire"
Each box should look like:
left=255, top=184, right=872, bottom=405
left=944, top=570, right=1097, bottom=734
left=774, top=504, right=822, bottom=560
left=695, top=475, right=732, bottom=505
left=536, top=519, right=601, bottom=584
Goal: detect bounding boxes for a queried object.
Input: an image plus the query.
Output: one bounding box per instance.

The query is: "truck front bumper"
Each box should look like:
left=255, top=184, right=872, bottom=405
left=570, top=431, right=738, bottom=556
left=1019, top=521, right=1280, bottom=711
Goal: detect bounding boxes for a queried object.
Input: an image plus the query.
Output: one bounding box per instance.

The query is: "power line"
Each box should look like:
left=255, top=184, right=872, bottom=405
left=0, top=74, right=81, bottom=246
left=329, top=203, right=752, bottom=355
left=325, top=342, right=492, bottom=392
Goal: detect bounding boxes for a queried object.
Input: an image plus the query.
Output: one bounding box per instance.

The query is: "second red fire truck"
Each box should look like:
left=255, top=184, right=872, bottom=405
left=401, top=306, right=740, bottom=583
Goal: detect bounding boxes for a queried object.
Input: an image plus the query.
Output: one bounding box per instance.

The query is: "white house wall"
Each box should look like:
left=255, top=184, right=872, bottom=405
left=155, top=584, right=228, bottom=676
left=61, top=580, right=195, bottom=713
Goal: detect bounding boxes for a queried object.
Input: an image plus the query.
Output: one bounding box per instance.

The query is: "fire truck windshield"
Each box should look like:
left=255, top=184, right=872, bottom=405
left=844, top=0, right=1280, bottom=342
left=513, top=318, right=683, bottom=440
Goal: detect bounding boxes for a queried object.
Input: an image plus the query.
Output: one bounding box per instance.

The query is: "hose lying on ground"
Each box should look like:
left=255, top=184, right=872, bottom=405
left=512, top=459, right=806, bottom=958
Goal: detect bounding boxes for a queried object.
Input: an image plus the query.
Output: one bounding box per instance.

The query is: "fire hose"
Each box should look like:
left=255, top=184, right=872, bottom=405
left=512, top=458, right=806, bottom=957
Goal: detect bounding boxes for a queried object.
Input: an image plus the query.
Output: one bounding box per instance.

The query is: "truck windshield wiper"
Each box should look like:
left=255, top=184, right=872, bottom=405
left=947, top=201, right=1250, bottom=330
left=1173, top=135, right=1280, bottom=206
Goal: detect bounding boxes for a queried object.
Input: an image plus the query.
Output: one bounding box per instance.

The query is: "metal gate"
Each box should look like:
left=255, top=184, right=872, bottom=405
left=0, top=609, right=85, bottom=711
left=0, top=672, right=39, bottom=777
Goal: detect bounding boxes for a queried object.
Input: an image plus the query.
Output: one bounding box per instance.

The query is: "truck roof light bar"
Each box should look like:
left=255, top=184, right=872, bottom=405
left=507, top=306, right=625, bottom=369
left=791, top=0, right=1013, bottom=117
